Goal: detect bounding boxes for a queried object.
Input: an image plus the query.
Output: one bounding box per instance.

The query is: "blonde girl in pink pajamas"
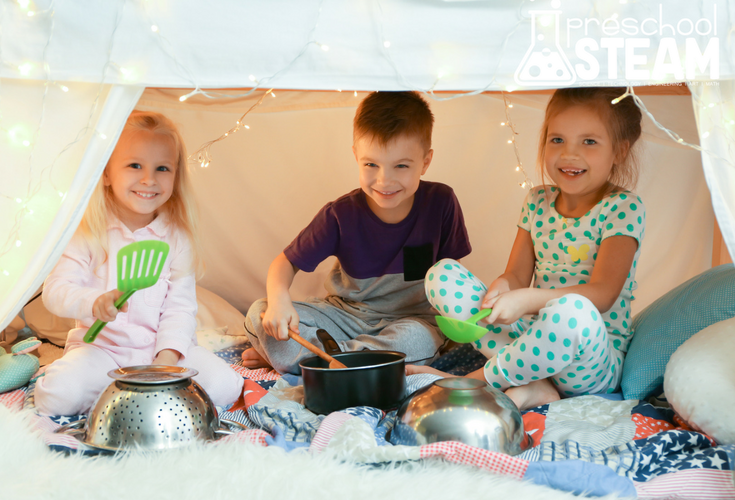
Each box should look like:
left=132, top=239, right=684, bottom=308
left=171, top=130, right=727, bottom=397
left=35, top=111, right=243, bottom=416
left=412, top=88, right=645, bottom=412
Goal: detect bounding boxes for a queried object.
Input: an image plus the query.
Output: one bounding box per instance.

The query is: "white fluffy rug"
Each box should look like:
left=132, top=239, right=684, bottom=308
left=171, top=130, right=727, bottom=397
left=0, top=407, right=625, bottom=500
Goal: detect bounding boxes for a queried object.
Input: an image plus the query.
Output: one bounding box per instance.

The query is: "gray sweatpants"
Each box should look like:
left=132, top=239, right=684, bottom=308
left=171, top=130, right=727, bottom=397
left=244, top=298, right=447, bottom=375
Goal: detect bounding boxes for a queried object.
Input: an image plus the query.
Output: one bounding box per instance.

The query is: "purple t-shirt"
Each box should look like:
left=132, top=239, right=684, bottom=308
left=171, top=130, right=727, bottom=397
left=284, top=181, right=471, bottom=318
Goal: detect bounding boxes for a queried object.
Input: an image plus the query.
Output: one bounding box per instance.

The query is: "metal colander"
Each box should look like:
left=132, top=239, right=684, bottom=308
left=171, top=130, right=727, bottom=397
left=55, top=365, right=242, bottom=452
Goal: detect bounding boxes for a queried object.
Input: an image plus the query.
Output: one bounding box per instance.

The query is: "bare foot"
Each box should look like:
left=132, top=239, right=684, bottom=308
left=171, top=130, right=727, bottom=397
left=505, top=378, right=560, bottom=411
left=241, top=348, right=272, bottom=369
left=405, top=364, right=449, bottom=377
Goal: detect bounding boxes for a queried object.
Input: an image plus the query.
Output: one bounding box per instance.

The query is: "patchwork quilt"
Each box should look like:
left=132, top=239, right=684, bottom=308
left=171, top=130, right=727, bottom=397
left=1, top=343, right=733, bottom=500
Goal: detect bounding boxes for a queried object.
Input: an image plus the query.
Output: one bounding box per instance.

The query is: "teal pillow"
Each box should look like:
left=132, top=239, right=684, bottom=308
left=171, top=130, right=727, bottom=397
left=621, top=264, right=735, bottom=400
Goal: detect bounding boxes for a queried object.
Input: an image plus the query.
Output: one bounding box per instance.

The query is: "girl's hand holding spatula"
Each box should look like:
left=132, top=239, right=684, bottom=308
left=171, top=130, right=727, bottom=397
left=92, top=290, right=129, bottom=323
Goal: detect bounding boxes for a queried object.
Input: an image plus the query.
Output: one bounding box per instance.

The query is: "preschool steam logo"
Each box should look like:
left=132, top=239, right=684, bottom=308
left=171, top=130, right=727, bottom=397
left=514, top=6, right=720, bottom=86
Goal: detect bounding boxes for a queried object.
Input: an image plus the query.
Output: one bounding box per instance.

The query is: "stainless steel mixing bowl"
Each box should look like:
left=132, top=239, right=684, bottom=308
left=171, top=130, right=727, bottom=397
left=55, top=365, right=243, bottom=452
left=391, top=377, right=530, bottom=455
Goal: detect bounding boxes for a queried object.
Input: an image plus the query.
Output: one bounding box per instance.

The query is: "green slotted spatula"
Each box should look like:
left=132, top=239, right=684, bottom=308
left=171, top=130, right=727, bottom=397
left=83, top=240, right=170, bottom=343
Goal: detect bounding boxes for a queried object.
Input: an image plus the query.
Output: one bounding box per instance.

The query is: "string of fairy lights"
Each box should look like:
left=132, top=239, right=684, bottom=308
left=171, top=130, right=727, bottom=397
left=1, top=0, right=734, bottom=284
left=0, top=0, right=127, bottom=263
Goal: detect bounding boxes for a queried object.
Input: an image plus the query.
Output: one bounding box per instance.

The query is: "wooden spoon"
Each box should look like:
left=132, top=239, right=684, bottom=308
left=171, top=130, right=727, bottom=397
left=287, top=330, right=348, bottom=369
left=259, top=312, right=347, bottom=369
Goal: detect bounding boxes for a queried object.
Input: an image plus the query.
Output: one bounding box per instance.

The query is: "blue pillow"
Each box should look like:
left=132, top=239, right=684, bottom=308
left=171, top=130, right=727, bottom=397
left=621, top=264, right=735, bottom=400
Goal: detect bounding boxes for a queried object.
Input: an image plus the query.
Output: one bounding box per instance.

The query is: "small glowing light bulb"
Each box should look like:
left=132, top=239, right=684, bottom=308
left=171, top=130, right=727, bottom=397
left=515, top=166, right=520, bottom=171
left=507, top=139, right=513, bottom=144
left=521, top=182, right=527, bottom=188
left=248, top=75, right=256, bottom=82
left=354, top=91, right=357, bottom=97
left=701, top=131, right=710, bottom=138
left=61, top=85, right=69, bottom=92
left=500, top=122, right=506, bottom=126
left=18, top=63, right=33, bottom=76
left=224, top=132, right=229, bottom=136
left=244, top=125, right=250, bottom=129
left=508, top=104, right=513, bottom=108
left=18, top=0, right=30, bottom=9
left=179, top=95, right=188, bottom=102
left=321, top=44, right=329, bottom=51
left=2, top=270, right=9, bottom=276
left=28, top=209, right=34, bottom=214
left=271, top=92, right=276, bottom=97
left=151, top=25, right=159, bottom=32
left=677, top=138, right=684, bottom=143
left=337, top=89, right=342, bottom=92
left=16, top=240, right=22, bottom=247
left=22, top=140, right=30, bottom=147
left=708, top=103, right=715, bottom=108
left=15, top=198, right=22, bottom=203
left=383, top=41, right=391, bottom=48
left=58, top=191, right=64, bottom=197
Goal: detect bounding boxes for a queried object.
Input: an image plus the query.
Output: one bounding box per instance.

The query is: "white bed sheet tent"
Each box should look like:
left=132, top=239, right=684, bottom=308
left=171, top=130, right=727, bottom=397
left=1, top=0, right=734, bottom=330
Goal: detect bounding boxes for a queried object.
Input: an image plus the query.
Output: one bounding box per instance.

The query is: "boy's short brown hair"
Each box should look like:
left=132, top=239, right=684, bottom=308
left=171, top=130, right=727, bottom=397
left=353, top=91, right=434, bottom=151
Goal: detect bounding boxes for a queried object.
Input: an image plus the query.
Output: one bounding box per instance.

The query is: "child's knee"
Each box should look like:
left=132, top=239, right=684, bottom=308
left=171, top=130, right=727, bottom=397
left=34, top=371, right=90, bottom=416
left=547, top=293, right=596, bottom=314
left=245, top=299, right=268, bottom=335
left=425, top=259, right=485, bottom=321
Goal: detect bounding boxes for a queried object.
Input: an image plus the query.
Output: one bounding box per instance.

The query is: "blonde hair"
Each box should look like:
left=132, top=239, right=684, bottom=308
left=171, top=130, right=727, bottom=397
left=79, top=111, right=204, bottom=278
left=537, top=87, right=643, bottom=191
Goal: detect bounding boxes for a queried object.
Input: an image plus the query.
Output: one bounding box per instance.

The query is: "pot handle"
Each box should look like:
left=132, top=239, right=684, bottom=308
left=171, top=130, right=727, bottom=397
left=316, top=329, right=342, bottom=355
left=54, top=418, right=87, bottom=437
left=214, top=418, right=248, bottom=437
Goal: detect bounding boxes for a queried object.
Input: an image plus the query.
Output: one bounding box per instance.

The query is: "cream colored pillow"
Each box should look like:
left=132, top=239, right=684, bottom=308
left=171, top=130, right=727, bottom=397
left=195, top=286, right=247, bottom=336
left=663, top=316, right=735, bottom=445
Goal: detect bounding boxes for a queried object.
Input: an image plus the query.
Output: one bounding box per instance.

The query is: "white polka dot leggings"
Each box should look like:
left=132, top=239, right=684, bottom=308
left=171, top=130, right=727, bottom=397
left=425, top=259, right=623, bottom=396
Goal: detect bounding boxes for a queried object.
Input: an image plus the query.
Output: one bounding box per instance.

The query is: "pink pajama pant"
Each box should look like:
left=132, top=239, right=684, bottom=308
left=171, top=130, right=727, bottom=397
left=34, top=342, right=244, bottom=416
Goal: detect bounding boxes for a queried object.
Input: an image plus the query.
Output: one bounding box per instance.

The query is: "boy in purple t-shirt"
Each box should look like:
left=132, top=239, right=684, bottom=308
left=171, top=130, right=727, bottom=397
left=243, top=91, right=471, bottom=374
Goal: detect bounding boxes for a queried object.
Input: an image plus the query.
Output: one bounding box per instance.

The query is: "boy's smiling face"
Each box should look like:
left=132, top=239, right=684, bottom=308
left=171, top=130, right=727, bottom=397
left=353, top=133, right=433, bottom=224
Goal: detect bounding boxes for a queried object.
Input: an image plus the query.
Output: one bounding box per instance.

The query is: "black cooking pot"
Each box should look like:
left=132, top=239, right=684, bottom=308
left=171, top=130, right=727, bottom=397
left=299, top=329, right=406, bottom=415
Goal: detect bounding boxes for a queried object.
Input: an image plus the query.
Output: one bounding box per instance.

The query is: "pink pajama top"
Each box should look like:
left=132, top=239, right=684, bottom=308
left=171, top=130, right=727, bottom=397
left=42, top=214, right=198, bottom=360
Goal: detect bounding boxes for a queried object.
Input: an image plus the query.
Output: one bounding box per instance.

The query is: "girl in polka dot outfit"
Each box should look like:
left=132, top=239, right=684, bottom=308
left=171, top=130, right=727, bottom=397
left=412, top=87, right=645, bottom=411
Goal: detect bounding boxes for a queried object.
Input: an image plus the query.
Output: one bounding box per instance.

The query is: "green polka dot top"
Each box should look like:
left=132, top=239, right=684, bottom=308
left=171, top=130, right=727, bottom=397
left=518, top=186, right=646, bottom=353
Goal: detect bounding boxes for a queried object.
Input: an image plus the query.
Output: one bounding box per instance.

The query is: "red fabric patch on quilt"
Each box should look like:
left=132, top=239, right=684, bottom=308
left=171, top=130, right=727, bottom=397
left=633, top=414, right=676, bottom=440
left=522, top=411, right=546, bottom=447
left=228, top=379, right=268, bottom=412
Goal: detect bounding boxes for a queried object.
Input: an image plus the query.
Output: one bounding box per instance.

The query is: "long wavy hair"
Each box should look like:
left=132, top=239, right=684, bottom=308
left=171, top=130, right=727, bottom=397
left=79, top=111, right=204, bottom=278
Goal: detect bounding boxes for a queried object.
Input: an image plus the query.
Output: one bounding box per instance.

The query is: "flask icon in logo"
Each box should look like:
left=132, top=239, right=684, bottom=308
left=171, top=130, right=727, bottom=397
left=514, top=11, right=576, bottom=86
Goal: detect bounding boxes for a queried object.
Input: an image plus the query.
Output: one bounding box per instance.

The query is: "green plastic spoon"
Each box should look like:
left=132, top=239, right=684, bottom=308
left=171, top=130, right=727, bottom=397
left=83, top=240, right=170, bottom=344
left=435, top=308, right=493, bottom=343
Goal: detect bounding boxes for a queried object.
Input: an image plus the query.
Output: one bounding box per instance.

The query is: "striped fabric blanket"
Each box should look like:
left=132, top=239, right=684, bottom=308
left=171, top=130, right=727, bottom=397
left=1, top=344, right=733, bottom=499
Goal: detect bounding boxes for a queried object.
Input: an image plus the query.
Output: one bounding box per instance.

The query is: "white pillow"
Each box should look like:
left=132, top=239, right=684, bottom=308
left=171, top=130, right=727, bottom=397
left=195, top=327, right=249, bottom=352
left=663, top=316, right=735, bottom=445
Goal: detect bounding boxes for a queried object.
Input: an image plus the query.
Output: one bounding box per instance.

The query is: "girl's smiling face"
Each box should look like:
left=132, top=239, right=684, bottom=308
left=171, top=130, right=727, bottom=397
left=104, top=128, right=177, bottom=231
left=544, top=105, right=619, bottom=204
